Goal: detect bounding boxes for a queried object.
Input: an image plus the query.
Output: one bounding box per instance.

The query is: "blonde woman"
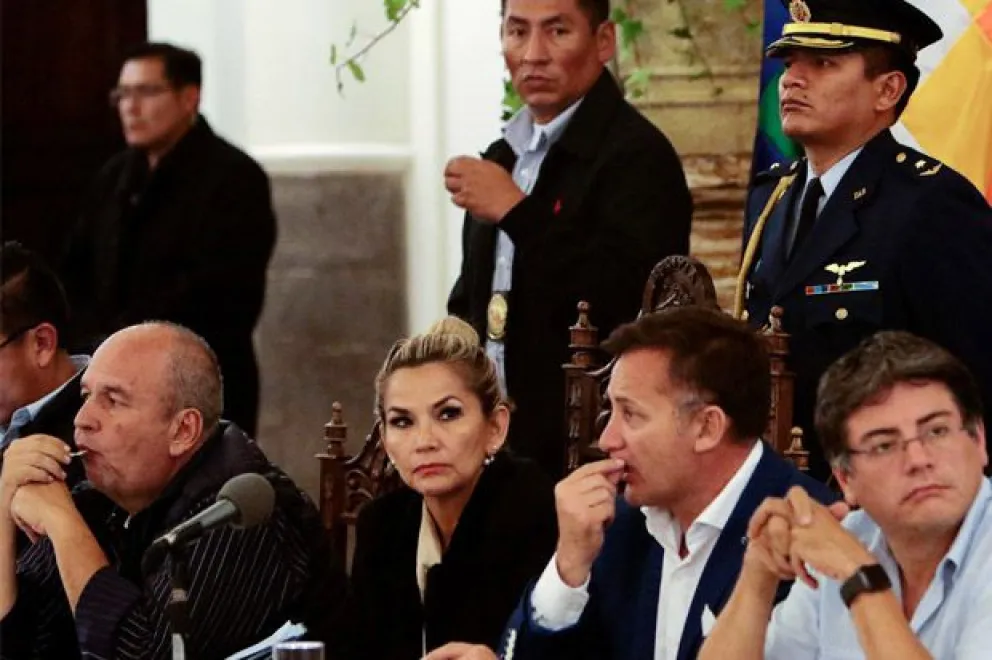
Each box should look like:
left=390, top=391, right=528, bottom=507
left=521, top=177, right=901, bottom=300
left=346, top=317, right=557, bottom=659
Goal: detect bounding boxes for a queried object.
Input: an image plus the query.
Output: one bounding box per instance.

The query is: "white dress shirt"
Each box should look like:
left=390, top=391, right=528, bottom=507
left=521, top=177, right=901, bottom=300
left=530, top=441, right=765, bottom=660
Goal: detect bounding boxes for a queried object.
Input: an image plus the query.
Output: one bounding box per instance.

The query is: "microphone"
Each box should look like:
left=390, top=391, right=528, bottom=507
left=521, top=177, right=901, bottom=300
left=143, top=472, right=275, bottom=572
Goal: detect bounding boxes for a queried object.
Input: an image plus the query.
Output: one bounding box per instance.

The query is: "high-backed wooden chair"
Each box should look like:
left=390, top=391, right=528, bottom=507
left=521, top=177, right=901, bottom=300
left=315, top=404, right=401, bottom=573
left=563, top=256, right=810, bottom=473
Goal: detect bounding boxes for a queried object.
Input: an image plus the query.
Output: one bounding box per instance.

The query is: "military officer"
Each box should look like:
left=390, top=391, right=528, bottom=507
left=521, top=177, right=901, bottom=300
left=737, top=0, right=992, bottom=481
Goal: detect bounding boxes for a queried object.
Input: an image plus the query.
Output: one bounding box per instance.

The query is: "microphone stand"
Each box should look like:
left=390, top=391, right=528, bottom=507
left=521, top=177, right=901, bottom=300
left=165, top=545, right=193, bottom=660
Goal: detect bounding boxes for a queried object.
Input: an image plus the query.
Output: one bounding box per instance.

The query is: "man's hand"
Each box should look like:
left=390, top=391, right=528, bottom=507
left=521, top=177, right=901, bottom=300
left=785, top=487, right=874, bottom=584
left=443, top=156, right=525, bottom=223
left=0, top=434, right=71, bottom=514
left=422, top=642, right=498, bottom=660
left=9, top=480, right=75, bottom=544
left=745, top=496, right=801, bottom=585
left=553, top=458, right=625, bottom=587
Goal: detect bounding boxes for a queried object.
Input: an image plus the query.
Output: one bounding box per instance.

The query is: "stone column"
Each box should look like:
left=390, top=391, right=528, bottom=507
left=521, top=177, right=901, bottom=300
left=622, top=0, right=764, bottom=308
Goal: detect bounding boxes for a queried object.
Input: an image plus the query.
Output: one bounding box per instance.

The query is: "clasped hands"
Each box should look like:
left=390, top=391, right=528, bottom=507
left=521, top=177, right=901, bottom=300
left=746, top=486, right=873, bottom=588
left=0, top=434, right=76, bottom=543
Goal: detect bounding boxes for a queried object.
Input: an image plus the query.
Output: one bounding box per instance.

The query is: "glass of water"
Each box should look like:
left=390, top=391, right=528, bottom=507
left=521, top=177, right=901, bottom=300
left=272, top=641, right=325, bottom=660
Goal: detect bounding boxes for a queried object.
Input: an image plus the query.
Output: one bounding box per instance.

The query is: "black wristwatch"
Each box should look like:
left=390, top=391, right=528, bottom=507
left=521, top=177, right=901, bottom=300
left=840, top=563, right=891, bottom=608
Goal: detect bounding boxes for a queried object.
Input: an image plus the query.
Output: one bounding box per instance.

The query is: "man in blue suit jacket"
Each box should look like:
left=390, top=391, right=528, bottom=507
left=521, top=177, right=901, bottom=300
left=426, top=308, right=837, bottom=660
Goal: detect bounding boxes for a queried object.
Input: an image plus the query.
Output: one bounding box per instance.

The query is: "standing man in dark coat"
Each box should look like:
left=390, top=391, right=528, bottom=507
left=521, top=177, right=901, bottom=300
left=61, top=42, right=277, bottom=436
left=445, top=0, right=693, bottom=478
left=737, top=0, right=992, bottom=481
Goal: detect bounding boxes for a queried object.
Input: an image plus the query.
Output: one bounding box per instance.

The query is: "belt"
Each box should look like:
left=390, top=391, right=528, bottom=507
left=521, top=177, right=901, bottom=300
left=487, top=291, right=509, bottom=341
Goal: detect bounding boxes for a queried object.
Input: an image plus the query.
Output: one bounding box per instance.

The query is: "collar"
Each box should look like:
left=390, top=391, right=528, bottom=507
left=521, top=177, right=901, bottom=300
left=415, top=501, right=444, bottom=601
left=0, top=354, right=90, bottom=441
left=806, top=146, right=864, bottom=200
left=642, top=441, right=765, bottom=555
left=503, top=98, right=583, bottom=157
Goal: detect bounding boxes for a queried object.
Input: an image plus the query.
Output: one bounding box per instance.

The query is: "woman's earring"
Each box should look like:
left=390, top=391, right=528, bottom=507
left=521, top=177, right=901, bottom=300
left=483, top=453, right=495, bottom=467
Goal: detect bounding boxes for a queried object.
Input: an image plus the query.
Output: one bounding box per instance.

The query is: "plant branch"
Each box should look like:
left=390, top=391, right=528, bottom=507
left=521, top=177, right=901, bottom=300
left=332, top=0, right=419, bottom=93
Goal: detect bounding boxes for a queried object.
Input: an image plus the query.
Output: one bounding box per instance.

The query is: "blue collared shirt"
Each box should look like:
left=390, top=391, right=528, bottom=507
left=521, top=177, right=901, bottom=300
left=486, top=100, right=583, bottom=393
left=765, top=478, right=992, bottom=659
left=0, top=355, right=89, bottom=449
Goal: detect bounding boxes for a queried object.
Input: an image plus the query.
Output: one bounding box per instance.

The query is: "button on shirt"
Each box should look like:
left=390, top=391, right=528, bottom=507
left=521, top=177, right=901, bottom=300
left=766, top=477, right=992, bottom=659
left=0, top=355, right=90, bottom=449
left=486, top=101, right=582, bottom=394
left=530, top=442, right=765, bottom=660
left=785, top=147, right=863, bottom=255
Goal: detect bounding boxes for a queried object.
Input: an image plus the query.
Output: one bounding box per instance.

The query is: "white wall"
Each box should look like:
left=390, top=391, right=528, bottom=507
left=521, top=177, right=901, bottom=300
left=148, top=0, right=505, bottom=331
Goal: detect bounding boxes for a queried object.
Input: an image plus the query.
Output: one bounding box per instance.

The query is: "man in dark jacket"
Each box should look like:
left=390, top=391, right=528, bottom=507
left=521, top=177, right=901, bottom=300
left=445, top=0, right=693, bottom=478
left=0, top=322, right=346, bottom=658
left=0, top=242, right=88, bottom=489
left=61, top=42, right=277, bottom=436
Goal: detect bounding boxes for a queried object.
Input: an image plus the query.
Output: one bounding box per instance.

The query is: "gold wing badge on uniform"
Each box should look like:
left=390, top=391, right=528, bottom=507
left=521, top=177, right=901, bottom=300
left=805, top=261, right=879, bottom=296
left=825, top=261, right=866, bottom=286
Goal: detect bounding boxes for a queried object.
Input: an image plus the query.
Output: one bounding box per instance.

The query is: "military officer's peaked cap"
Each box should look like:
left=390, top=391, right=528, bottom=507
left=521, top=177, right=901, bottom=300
left=767, top=0, right=943, bottom=58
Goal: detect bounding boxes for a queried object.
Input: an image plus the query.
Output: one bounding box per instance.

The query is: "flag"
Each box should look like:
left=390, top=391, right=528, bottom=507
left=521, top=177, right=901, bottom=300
left=895, top=0, right=992, bottom=204
left=752, top=0, right=801, bottom=177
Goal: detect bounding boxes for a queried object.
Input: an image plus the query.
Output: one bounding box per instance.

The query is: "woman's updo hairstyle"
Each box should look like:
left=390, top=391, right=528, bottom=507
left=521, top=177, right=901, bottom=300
left=374, top=316, right=506, bottom=420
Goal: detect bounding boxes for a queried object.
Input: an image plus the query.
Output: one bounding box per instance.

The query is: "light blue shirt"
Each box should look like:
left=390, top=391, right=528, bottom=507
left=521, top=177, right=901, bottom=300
left=486, top=100, right=583, bottom=394
left=765, top=477, right=992, bottom=659
left=786, top=147, right=863, bottom=255
left=0, top=355, right=89, bottom=450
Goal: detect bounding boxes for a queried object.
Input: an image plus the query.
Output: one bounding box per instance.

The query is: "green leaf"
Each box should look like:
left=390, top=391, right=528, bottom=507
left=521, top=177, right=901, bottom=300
left=722, top=0, right=747, bottom=10
left=384, top=0, right=407, bottom=22
left=346, top=21, right=358, bottom=47
left=619, top=19, right=644, bottom=48
left=669, top=26, right=692, bottom=39
left=330, top=44, right=337, bottom=65
left=746, top=19, right=761, bottom=35
left=347, top=60, right=366, bottom=82
left=625, top=68, right=652, bottom=96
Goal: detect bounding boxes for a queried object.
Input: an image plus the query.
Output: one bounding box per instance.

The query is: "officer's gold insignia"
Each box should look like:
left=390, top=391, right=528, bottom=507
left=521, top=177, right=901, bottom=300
left=789, top=0, right=812, bottom=22
left=825, top=261, right=866, bottom=286
left=853, top=187, right=867, bottom=200
left=916, top=160, right=927, bottom=169
left=920, top=163, right=943, bottom=177
left=896, top=153, right=907, bottom=163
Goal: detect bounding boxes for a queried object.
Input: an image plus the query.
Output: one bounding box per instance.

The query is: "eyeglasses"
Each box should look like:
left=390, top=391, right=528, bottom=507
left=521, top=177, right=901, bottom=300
left=0, top=324, right=36, bottom=350
left=846, top=421, right=966, bottom=463
left=108, top=83, right=172, bottom=106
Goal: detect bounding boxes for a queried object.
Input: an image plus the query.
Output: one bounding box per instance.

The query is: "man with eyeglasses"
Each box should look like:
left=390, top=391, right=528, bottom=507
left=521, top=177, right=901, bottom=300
left=61, top=42, right=276, bottom=437
left=700, top=330, right=992, bottom=660
left=0, top=242, right=88, bottom=490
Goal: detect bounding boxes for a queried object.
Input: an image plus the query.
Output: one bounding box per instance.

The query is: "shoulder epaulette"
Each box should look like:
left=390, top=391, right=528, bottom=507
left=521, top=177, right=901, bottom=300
left=752, top=159, right=801, bottom=185
left=893, top=149, right=944, bottom=179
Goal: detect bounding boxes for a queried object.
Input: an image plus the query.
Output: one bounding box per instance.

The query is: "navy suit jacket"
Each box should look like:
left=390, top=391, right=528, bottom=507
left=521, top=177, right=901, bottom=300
left=500, top=445, right=836, bottom=660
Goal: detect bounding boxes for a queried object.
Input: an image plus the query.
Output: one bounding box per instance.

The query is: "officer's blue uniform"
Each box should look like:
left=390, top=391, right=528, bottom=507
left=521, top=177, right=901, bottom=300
left=742, top=129, right=992, bottom=480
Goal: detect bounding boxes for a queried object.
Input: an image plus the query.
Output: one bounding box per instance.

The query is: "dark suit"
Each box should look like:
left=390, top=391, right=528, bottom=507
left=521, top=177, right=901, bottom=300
left=1, top=369, right=85, bottom=490
left=345, top=453, right=557, bottom=660
left=61, top=116, right=277, bottom=436
left=448, top=71, right=692, bottom=478
left=500, top=445, right=836, bottom=660
left=742, top=130, right=992, bottom=480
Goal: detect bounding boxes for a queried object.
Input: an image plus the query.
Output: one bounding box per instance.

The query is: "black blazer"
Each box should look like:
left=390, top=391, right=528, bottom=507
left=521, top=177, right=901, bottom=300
left=345, top=453, right=558, bottom=660
left=447, top=71, right=692, bottom=478
left=742, top=129, right=992, bottom=479
left=61, top=117, right=277, bottom=436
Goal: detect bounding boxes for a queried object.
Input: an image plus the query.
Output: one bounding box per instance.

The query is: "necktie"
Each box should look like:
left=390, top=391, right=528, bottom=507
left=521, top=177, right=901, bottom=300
left=790, top=177, right=824, bottom=259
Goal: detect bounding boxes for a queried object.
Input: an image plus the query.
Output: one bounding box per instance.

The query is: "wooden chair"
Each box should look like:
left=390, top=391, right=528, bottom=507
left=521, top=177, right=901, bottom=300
left=315, top=403, right=401, bottom=574
left=562, top=256, right=810, bottom=473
